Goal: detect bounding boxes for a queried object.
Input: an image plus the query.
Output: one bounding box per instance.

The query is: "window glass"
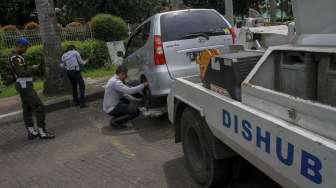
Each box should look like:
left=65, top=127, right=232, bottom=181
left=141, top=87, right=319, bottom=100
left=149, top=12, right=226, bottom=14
left=161, top=10, right=229, bottom=42
left=125, top=21, right=151, bottom=56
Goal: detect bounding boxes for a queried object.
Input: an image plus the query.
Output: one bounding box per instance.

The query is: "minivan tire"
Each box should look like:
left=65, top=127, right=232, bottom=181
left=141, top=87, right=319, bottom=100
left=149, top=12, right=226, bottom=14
left=143, top=87, right=166, bottom=108
left=181, top=107, right=234, bottom=187
left=143, top=87, right=153, bottom=108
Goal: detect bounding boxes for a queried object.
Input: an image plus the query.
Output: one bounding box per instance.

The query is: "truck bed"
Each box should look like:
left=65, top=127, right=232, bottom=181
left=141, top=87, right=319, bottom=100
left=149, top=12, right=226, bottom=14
left=168, top=76, right=336, bottom=188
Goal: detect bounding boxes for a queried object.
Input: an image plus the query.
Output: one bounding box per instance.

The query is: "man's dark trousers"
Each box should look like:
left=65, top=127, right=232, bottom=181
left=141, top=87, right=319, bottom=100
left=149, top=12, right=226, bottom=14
left=15, top=82, right=46, bottom=128
left=67, top=70, right=85, bottom=105
left=108, top=99, right=140, bottom=125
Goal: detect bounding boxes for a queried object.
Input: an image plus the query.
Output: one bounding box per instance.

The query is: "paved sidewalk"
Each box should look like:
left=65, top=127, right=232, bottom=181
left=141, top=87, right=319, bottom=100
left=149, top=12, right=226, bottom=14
left=0, top=99, right=280, bottom=188
left=0, top=100, right=198, bottom=188
left=0, top=96, right=20, bottom=115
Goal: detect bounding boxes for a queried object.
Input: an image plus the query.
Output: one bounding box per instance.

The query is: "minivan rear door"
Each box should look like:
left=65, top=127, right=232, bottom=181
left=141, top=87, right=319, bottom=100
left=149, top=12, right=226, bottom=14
left=293, top=0, right=336, bottom=46
left=160, top=9, right=233, bottom=78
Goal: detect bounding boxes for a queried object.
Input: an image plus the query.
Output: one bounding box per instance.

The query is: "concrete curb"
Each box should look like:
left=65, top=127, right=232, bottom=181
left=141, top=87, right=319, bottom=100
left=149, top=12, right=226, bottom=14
left=0, top=89, right=104, bottom=125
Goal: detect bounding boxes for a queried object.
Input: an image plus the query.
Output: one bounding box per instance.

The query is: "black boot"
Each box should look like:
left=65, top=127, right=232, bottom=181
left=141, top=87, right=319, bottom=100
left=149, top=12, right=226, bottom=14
left=110, top=118, right=127, bottom=129
left=38, top=128, right=55, bottom=139
left=79, top=103, right=87, bottom=108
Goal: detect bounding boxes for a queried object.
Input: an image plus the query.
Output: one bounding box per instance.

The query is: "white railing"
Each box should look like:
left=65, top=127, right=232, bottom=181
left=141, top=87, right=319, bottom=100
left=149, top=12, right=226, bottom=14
left=0, top=26, right=93, bottom=49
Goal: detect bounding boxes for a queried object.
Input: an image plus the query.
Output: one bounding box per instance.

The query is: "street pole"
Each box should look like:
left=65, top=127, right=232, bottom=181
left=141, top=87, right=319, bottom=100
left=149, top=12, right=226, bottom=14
left=170, top=0, right=184, bottom=10
left=225, top=0, right=234, bottom=25
left=270, top=0, right=277, bottom=22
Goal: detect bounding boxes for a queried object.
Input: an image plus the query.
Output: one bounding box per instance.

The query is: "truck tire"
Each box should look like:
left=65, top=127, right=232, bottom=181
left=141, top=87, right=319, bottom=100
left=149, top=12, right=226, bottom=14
left=181, top=107, right=234, bottom=187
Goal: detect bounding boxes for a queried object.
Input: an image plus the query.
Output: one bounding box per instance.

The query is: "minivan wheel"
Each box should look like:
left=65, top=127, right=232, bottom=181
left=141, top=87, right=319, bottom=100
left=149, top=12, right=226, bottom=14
left=143, top=87, right=166, bottom=108
left=143, top=87, right=153, bottom=108
left=181, top=107, right=234, bottom=187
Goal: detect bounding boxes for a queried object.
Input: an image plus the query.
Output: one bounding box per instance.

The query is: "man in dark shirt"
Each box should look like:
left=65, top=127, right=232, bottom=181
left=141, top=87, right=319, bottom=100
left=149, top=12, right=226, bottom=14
left=9, top=37, right=55, bottom=140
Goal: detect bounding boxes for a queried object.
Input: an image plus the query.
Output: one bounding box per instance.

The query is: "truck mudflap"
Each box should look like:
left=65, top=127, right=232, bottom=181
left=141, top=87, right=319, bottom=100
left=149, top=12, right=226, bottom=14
left=171, top=78, right=336, bottom=188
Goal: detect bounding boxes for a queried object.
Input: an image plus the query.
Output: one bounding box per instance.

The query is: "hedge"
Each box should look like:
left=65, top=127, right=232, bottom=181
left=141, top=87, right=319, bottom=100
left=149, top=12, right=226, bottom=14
left=62, top=40, right=111, bottom=69
left=1, top=25, right=19, bottom=32
left=0, top=39, right=111, bottom=84
left=24, top=22, right=40, bottom=30
left=91, top=14, right=128, bottom=42
left=66, top=22, right=82, bottom=28
left=0, top=30, right=5, bottom=49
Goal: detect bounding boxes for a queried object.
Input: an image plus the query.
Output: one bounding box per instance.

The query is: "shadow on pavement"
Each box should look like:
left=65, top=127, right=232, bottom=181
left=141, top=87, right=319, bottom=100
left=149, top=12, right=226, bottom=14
left=163, top=157, right=201, bottom=188
left=100, top=114, right=174, bottom=143
left=162, top=156, right=281, bottom=188
left=132, top=115, right=175, bottom=143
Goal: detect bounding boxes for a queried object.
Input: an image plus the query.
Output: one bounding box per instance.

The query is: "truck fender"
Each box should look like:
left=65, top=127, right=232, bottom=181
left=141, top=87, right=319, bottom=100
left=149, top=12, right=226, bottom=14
left=174, top=98, right=236, bottom=159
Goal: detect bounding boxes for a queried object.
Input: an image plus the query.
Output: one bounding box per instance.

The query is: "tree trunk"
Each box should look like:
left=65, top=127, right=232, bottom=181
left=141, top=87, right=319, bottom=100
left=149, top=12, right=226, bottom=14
left=270, top=0, right=277, bottom=22
left=35, top=0, right=70, bottom=95
left=170, top=0, right=184, bottom=10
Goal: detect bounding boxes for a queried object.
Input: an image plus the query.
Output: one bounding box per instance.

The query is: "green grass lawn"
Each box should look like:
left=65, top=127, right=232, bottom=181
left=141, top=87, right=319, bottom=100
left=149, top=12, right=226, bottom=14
left=82, top=65, right=115, bottom=78
left=0, top=66, right=115, bottom=99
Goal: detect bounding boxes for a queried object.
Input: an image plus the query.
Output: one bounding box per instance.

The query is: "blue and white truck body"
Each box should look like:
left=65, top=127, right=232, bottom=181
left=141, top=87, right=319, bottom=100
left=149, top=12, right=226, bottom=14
left=167, top=0, right=336, bottom=187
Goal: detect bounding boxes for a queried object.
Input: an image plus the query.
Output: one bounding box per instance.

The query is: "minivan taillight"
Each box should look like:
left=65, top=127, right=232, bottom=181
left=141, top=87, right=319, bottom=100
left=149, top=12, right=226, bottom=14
left=229, top=27, right=236, bottom=44
left=154, top=35, right=166, bottom=65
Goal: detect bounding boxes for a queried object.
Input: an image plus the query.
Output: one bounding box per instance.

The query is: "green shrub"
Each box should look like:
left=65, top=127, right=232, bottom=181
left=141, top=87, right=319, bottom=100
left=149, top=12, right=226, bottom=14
left=25, top=45, right=44, bottom=77
left=0, top=77, right=5, bottom=93
left=0, top=48, right=13, bottom=85
left=0, top=40, right=111, bottom=85
left=0, top=30, right=5, bottom=49
left=62, top=40, right=111, bottom=69
left=91, top=14, right=128, bottom=42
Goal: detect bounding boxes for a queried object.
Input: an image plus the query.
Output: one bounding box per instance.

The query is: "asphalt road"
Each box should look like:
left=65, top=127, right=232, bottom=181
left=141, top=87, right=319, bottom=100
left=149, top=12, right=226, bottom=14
left=0, top=100, right=279, bottom=188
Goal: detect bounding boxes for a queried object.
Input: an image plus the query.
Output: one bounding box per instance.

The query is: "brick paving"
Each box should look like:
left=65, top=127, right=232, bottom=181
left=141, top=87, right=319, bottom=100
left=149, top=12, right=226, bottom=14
left=0, top=96, right=20, bottom=115
left=0, top=100, right=280, bottom=188
left=0, top=100, right=199, bottom=188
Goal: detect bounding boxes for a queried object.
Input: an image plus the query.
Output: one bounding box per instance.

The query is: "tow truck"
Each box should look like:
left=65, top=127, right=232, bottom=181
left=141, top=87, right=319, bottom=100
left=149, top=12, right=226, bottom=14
left=167, top=0, right=336, bottom=187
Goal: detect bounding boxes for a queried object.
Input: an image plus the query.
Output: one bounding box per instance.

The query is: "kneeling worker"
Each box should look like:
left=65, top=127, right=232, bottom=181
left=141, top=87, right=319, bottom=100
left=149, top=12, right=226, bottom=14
left=103, top=65, right=147, bottom=129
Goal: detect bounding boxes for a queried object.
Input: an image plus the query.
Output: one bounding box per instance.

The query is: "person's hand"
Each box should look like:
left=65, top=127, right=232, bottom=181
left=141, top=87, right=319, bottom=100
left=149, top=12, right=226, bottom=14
left=31, top=64, right=40, bottom=70
left=143, top=82, right=149, bottom=87
left=84, top=59, right=89, bottom=65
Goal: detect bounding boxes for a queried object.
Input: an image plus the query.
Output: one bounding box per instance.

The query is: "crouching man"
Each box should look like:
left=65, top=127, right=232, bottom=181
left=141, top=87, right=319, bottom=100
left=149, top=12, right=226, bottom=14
left=103, top=65, right=148, bottom=129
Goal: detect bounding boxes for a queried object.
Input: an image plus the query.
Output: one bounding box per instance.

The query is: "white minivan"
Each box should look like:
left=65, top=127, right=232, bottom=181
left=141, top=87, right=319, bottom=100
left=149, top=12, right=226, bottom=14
left=123, top=9, right=235, bottom=106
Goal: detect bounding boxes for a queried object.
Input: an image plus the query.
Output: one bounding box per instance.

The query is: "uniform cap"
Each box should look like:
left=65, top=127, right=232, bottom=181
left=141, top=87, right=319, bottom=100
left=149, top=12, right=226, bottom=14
left=16, top=37, right=30, bottom=47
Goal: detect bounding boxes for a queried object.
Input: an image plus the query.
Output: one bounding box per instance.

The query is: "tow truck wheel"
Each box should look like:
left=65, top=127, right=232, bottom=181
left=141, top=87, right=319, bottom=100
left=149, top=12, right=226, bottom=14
left=181, top=107, right=233, bottom=187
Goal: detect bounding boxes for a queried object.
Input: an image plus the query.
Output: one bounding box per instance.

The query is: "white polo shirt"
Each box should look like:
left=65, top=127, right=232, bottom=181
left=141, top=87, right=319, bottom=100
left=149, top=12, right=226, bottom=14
left=61, top=50, right=85, bottom=71
left=103, top=75, right=145, bottom=113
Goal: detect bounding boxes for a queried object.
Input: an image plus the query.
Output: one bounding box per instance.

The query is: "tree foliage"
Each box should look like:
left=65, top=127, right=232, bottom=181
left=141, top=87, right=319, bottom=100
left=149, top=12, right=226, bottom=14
left=91, top=14, right=128, bottom=42
left=1, top=0, right=167, bottom=26
left=55, top=0, right=168, bottom=24
left=183, top=0, right=292, bottom=20
left=0, top=0, right=292, bottom=26
left=0, top=0, right=36, bottom=26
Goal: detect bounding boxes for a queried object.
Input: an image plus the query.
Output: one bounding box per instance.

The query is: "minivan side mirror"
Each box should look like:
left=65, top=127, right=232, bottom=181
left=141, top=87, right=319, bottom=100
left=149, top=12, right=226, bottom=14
left=117, top=51, right=124, bottom=58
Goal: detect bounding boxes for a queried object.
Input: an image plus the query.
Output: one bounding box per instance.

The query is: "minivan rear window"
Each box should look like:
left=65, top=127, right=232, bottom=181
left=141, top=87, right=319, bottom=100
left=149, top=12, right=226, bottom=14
left=160, top=10, right=230, bottom=42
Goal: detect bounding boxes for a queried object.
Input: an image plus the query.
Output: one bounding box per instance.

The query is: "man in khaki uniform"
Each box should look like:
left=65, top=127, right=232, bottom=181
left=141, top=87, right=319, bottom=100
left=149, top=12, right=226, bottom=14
left=9, top=37, right=55, bottom=140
